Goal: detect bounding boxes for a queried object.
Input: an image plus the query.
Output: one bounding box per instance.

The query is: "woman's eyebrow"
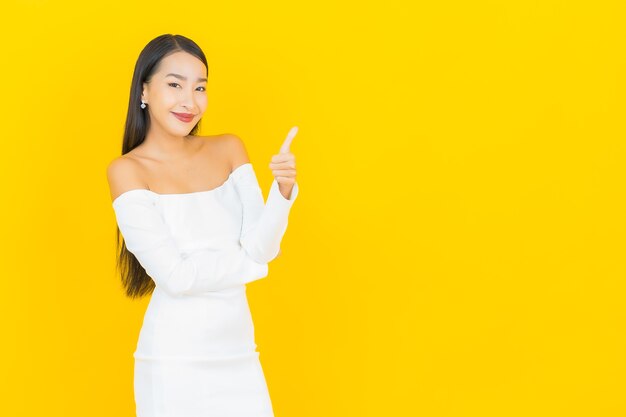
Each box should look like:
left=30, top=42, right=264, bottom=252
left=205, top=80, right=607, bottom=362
left=165, top=73, right=207, bottom=82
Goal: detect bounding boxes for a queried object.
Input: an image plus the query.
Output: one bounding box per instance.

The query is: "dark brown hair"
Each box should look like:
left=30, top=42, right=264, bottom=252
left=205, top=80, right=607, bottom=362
left=116, top=34, right=209, bottom=299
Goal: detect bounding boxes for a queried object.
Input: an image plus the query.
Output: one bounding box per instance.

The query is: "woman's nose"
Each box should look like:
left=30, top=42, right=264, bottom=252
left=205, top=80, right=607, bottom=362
left=179, top=94, right=196, bottom=110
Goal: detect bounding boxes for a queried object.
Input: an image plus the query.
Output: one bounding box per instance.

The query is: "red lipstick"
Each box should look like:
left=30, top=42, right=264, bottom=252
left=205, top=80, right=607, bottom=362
left=172, top=112, right=195, bottom=123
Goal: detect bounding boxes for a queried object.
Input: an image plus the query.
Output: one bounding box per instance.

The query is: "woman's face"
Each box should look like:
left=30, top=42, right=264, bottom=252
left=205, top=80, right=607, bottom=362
left=141, top=51, right=208, bottom=137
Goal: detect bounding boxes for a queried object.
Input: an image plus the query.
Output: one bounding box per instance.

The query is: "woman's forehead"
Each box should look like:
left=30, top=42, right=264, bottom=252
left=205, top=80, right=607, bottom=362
left=160, top=52, right=205, bottom=72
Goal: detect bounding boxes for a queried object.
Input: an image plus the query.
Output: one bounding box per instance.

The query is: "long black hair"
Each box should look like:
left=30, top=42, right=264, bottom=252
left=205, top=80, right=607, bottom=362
left=116, top=34, right=209, bottom=299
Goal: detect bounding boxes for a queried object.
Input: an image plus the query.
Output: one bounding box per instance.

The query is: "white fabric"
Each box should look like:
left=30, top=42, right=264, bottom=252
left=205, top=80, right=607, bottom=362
left=112, top=162, right=299, bottom=417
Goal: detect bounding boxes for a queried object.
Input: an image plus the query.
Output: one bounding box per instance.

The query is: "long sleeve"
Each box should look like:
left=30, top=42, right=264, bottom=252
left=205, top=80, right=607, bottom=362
left=232, top=163, right=299, bottom=264
left=112, top=189, right=269, bottom=297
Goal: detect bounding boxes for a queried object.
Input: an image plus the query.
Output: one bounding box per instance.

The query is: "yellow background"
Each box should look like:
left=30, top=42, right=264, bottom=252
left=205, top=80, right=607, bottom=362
left=1, top=0, right=625, bottom=416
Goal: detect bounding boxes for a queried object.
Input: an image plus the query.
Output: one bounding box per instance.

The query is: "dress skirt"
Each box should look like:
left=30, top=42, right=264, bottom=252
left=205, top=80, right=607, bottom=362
left=133, top=285, right=275, bottom=417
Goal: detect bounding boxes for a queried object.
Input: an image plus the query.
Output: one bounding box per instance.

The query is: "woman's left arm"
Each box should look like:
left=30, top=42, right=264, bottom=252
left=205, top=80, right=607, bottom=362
left=232, top=162, right=299, bottom=264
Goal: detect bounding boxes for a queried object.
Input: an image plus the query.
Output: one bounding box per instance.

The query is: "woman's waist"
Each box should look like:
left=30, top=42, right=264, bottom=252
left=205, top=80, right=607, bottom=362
left=143, top=286, right=252, bottom=327
left=135, top=313, right=258, bottom=358
left=152, top=282, right=247, bottom=299
left=133, top=350, right=260, bottom=362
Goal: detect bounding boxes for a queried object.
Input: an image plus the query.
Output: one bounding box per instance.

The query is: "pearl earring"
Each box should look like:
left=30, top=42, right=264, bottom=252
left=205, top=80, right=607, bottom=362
left=140, top=100, right=147, bottom=109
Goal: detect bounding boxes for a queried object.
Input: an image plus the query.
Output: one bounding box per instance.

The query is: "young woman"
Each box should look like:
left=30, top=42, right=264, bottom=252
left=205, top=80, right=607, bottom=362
left=107, top=34, right=299, bottom=417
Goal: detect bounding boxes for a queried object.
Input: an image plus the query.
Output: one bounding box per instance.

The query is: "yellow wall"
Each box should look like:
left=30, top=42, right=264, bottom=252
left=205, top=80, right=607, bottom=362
left=1, top=0, right=624, bottom=416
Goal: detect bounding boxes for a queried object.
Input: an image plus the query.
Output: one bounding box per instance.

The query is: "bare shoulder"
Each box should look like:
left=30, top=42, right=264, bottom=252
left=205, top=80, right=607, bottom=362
left=194, top=133, right=251, bottom=170
left=218, top=133, right=251, bottom=169
left=106, top=155, right=147, bottom=203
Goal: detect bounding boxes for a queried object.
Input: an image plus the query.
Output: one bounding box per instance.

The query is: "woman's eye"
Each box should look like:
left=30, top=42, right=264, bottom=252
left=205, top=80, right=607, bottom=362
left=168, top=83, right=205, bottom=92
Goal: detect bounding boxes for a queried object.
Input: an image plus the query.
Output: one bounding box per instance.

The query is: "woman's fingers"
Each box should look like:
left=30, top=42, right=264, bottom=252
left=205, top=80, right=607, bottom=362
left=269, top=156, right=295, bottom=169
left=273, top=127, right=298, bottom=185
left=280, top=126, right=298, bottom=154
left=272, top=169, right=297, bottom=176
left=270, top=153, right=295, bottom=162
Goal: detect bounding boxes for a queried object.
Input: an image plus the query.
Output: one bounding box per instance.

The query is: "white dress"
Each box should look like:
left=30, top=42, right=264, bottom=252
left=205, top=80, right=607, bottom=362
left=111, top=162, right=299, bottom=417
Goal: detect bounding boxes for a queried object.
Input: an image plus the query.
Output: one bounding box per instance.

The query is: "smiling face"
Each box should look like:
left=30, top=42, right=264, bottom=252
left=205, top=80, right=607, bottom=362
left=141, top=51, right=208, bottom=137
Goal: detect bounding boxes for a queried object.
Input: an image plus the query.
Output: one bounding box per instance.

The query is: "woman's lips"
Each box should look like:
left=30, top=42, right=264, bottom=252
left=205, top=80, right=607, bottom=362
left=172, top=112, right=195, bottom=122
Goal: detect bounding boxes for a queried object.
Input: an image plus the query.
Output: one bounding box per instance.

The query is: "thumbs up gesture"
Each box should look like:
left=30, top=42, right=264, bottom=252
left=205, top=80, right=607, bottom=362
left=269, top=126, right=298, bottom=200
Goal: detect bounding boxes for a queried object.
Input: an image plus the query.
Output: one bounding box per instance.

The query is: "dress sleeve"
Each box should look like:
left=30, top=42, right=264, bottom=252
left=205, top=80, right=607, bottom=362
left=231, top=163, right=299, bottom=264
left=112, top=190, right=269, bottom=296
